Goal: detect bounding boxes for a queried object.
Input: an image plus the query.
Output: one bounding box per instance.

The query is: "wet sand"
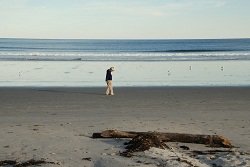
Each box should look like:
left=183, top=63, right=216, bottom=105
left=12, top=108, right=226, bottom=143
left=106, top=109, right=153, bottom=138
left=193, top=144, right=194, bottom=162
left=0, top=87, right=249, bottom=166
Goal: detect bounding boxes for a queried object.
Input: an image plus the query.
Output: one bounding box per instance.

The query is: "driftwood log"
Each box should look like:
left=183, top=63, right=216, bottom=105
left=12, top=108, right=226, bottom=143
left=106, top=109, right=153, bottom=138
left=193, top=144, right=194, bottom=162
left=92, top=130, right=233, bottom=148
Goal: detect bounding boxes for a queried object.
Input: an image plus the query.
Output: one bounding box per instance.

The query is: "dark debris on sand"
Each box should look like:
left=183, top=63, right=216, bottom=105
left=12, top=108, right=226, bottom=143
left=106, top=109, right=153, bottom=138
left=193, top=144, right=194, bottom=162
left=120, top=133, right=169, bottom=157
left=0, top=159, right=58, bottom=167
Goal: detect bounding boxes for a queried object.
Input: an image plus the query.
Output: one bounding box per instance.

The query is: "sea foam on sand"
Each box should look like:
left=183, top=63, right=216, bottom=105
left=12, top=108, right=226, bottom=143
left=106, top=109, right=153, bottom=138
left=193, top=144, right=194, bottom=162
left=92, top=142, right=249, bottom=167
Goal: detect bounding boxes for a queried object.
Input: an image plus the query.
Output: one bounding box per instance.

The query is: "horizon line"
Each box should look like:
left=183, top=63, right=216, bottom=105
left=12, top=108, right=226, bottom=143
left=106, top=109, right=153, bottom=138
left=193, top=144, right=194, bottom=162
left=1, top=37, right=250, bottom=40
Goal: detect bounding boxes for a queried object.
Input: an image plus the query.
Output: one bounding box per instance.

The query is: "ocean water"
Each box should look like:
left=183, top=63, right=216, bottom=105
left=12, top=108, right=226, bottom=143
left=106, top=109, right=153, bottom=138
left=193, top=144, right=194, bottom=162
left=0, top=38, right=250, bottom=87
left=1, top=38, right=250, bottom=61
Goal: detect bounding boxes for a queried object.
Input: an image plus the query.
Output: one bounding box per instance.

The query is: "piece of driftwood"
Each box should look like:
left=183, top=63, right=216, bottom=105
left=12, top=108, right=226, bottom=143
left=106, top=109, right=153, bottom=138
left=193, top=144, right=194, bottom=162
left=92, top=130, right=233, bottom=148
left=192, top=150, right=234, bottom=155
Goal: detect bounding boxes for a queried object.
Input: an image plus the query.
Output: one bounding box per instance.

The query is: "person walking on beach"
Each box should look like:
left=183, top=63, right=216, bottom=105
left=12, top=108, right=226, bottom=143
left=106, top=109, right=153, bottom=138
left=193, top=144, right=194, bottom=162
left=105, top=67, right=115, bottom=95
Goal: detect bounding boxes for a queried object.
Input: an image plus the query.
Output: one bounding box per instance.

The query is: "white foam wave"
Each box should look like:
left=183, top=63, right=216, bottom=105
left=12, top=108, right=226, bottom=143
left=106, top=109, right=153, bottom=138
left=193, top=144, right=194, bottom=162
left=0, top=51, right=250, bottom=61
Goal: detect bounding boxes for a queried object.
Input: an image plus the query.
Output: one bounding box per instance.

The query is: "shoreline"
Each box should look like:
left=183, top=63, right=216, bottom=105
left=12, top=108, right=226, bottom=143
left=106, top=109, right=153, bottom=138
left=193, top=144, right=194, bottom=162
left=1, top=85, right=250, bottom=88
left=1, top=60, right=250, bottom=87
left=0, top=86, right=249, bottom=166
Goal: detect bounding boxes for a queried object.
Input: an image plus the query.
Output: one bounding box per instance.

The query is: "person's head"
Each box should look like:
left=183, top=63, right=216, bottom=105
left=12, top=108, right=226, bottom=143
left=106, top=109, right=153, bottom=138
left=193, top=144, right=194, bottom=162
left=110, top=67, right=115, bottom=72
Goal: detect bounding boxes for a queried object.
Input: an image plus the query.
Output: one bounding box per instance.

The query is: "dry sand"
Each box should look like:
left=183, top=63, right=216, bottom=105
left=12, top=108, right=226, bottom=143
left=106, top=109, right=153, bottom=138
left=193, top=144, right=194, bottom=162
left=0, top=87, right=249, bottom=166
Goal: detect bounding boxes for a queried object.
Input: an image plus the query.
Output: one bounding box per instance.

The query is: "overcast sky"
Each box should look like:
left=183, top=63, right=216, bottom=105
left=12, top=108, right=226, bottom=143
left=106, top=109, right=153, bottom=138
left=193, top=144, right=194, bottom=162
left=0, top=0, right=250, bottom=39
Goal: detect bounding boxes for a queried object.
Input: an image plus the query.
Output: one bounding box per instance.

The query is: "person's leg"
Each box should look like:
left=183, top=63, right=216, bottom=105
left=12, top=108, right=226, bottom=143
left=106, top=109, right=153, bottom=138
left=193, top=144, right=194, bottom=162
left=106, top=81, right=110, bottom=95
left=110, top=81, right=114, bottom=95
left=106, top=80, right=114, bottom=95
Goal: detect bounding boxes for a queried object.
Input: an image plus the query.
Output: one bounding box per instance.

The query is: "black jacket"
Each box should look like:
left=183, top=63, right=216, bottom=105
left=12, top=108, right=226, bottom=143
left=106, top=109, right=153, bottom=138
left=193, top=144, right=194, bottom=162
left=105, top=69, right=112, bottom=81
